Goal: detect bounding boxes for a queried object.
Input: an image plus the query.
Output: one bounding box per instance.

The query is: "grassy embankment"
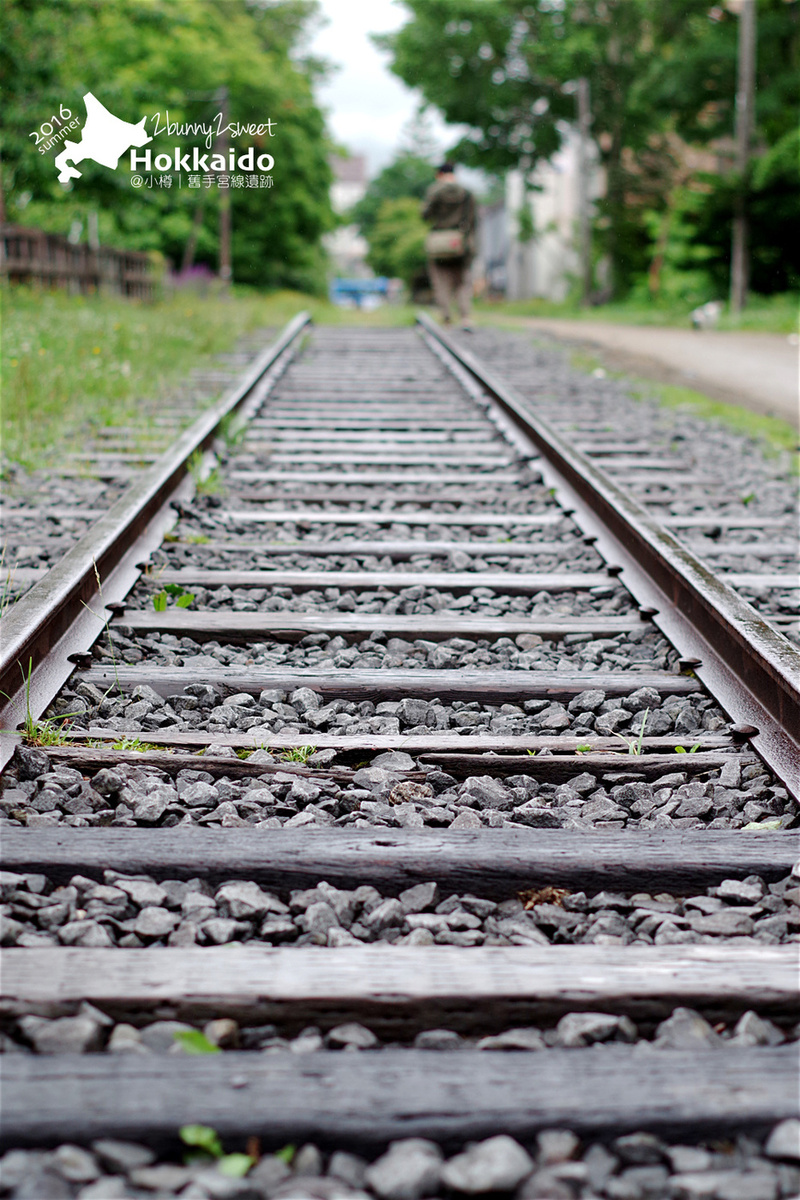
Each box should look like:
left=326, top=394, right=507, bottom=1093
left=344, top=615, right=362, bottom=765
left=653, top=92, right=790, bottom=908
left=561, top=346, right=798, bottom=459
left=2, top=284, right=794, bottom=470
left=1, top=286, right=417, bottom=470
left=474, top=291, right=800, bottom=334
left=474, top=296, right=798, bottom=457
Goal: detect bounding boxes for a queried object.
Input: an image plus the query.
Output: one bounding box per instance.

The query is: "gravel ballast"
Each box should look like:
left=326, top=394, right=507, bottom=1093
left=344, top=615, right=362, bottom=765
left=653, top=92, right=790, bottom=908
left=0, top=1122, right=798, bottom=1198
left=1, top=865, right=797, bottom=952
left=2, top=737, right=795, bottom=833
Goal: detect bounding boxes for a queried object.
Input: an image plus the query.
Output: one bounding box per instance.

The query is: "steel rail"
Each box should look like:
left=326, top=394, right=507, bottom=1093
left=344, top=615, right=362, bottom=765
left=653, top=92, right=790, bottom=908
left=0, top=311, right=310, bottom=768
left=417, top=313, right=800, bottom=796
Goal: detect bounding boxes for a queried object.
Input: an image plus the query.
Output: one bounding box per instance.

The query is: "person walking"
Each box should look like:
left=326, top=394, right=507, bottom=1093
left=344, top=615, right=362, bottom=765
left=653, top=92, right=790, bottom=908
left=421, top=162, right=476, bottom=330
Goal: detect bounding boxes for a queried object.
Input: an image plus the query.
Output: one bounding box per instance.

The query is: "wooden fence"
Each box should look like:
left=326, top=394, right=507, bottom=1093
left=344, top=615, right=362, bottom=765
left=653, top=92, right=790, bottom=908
left=1, top=224, right=156, bottom=298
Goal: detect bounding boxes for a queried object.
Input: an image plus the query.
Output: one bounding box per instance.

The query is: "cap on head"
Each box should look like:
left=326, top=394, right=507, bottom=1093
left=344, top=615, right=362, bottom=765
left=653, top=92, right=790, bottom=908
left=436, top=161, right=455, bottom=175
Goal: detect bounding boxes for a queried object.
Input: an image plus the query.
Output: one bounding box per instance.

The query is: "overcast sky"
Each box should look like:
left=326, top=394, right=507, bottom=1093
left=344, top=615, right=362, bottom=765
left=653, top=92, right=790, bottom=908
left=308, top=0, right=459, bottom=175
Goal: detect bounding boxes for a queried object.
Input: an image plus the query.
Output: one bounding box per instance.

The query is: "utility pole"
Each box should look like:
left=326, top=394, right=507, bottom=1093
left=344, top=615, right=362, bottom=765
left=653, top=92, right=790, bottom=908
left=217, top=86, right=232, bottom=287
left=730, top=0, right=756, bottom=313
left=576, top=77, right=592, bottom=307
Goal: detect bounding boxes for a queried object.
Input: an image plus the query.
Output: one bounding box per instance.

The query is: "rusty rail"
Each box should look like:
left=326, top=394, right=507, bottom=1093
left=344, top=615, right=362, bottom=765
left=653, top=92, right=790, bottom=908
left=0, top=311, right=310, bottom=768
left=417, top=312, right=800, bottom=795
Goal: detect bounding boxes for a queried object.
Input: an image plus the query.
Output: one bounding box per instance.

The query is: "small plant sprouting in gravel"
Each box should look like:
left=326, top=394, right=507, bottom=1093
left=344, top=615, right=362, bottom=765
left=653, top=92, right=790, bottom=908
left=23, top=715, right=76, bottom=747
left=152, top=583, right=195, bottom=612
left=674, top=743, right=701, bottom=754
left=219, top=411, right=248, bottom=449
left=613, top=709, right=649, bottom=756
left=188, top=449, right=226, bottom=497
left=8, top=659, right=78, bottom=747
left=280, top=744, right=317, bottom=764
left=179, top=1125, right=253, bottom=1178
left=110, top=736, right=161, bottom=752
left=196, top=467, right=225, bottom=496
left=173, top=1030, right=220, bottom=1055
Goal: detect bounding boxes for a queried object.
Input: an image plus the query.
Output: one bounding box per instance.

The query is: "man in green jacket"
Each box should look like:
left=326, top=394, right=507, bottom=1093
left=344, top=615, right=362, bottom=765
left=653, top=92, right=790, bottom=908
left=421, top=162, right=476, bottom=329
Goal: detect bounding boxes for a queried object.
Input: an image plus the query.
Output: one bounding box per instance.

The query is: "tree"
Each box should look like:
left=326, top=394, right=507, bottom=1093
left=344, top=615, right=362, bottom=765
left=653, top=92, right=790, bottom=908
left=364, top=197, right=429, bottom=287
left=350, top=152, right=437, bottom=237
left=378, top=0, right=800, bottom=298
left=0, top=0, right=335, bottom=291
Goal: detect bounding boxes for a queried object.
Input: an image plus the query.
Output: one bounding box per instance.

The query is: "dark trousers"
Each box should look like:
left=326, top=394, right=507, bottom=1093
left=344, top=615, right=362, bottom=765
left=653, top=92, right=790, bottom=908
left=428, top=258, right=471, bottom=323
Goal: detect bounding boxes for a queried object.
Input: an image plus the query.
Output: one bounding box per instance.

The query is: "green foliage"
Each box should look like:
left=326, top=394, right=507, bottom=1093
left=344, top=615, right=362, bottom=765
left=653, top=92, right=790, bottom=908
left=178, top=1125, right=253, bottom=1177
left=627, top=379, right=798, bottom=458
left=351, top=153, right=437, bottom=237
left=641, top=152, right=800, bottom=300
left=23, top=718, right=75, bottom=747
left=614, top=710, right=649, bottom=756
left=348, top=150, right=436, bottom=288
left=378, top=0, right=800, bottom=298
left=0, top=284, right=421, bottom=469
left=11, top=659, right=77, bottom=745
left=152, top=583, right=195, bottom=611
left=365, top=198, right=429, bottom=286
left=219, top=412, right=247, bottom=449
left=180, top=1125, right=223, bottom=1158
left=189, top=450, right=226, bottom=497
left=173, top=1030, right=221, bottom=1055
left=1, top=0, right=334, bottom=290
left=0, top=286, right=283, bottom=468
left=217, top=1156, right=255, bottom=1179
left=110, top=736, right=161, bottom=751
left=476, top=292, right=799, bottom=334
left=279, top=744, right=317, bottom=764
left=516, top=201, right=534, bottom=246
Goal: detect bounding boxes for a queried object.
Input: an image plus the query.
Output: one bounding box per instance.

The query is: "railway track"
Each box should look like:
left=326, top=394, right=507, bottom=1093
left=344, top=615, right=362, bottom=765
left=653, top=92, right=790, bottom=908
left=0, top=315, right=798, bottom=1199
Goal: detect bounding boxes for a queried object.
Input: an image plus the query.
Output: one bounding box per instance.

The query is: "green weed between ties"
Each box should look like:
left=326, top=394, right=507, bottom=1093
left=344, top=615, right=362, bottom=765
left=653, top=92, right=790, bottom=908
left=110, top=736, right=161, bottom=752
left=173, top=1031, right=220, bottom=1055
left=152, top=583, right=195, bottom=612
left=279, top=744, right=317, bottom=764
left=9, top=659, right=78, bottom=746
left=613, top=710, right=649, bottom=756
left=219, top=411, right=248, bottom=449
left=179, top=1124, right=295, bottom=1177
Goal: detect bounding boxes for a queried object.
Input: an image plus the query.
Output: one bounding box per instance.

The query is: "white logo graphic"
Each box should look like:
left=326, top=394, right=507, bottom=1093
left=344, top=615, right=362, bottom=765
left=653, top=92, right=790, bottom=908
left=55, top=92, right=151, bottom=184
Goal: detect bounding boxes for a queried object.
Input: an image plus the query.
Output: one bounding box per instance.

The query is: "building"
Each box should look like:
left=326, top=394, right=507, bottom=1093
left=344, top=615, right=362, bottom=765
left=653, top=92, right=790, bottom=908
left=475, top=127, right=603, bottom=303
left=324, top=155, right=370, bottom=278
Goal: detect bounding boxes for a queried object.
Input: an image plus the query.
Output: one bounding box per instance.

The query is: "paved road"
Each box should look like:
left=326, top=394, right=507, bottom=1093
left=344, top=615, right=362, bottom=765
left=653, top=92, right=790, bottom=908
left=496, top=317, right=799, bottom=428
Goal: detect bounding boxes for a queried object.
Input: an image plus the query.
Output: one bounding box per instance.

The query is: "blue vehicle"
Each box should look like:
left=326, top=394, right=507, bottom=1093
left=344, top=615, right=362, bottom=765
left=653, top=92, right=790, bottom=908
left=329, top=277, right=391, bottom=309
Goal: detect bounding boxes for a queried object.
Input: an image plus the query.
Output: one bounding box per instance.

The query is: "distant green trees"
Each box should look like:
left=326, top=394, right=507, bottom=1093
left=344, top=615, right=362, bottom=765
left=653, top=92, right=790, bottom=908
left=0, top=0, right=335, bottom=291
left=378, top=0, right=800, bottom=301
left=363, top=197, right=429, bottom=286
left=350, top=153, right=436, bottom=288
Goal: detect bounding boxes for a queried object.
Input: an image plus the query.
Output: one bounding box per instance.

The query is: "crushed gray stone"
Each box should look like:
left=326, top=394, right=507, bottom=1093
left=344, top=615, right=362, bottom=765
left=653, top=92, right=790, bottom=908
left=1, top=1123, right=798, bottom=1198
